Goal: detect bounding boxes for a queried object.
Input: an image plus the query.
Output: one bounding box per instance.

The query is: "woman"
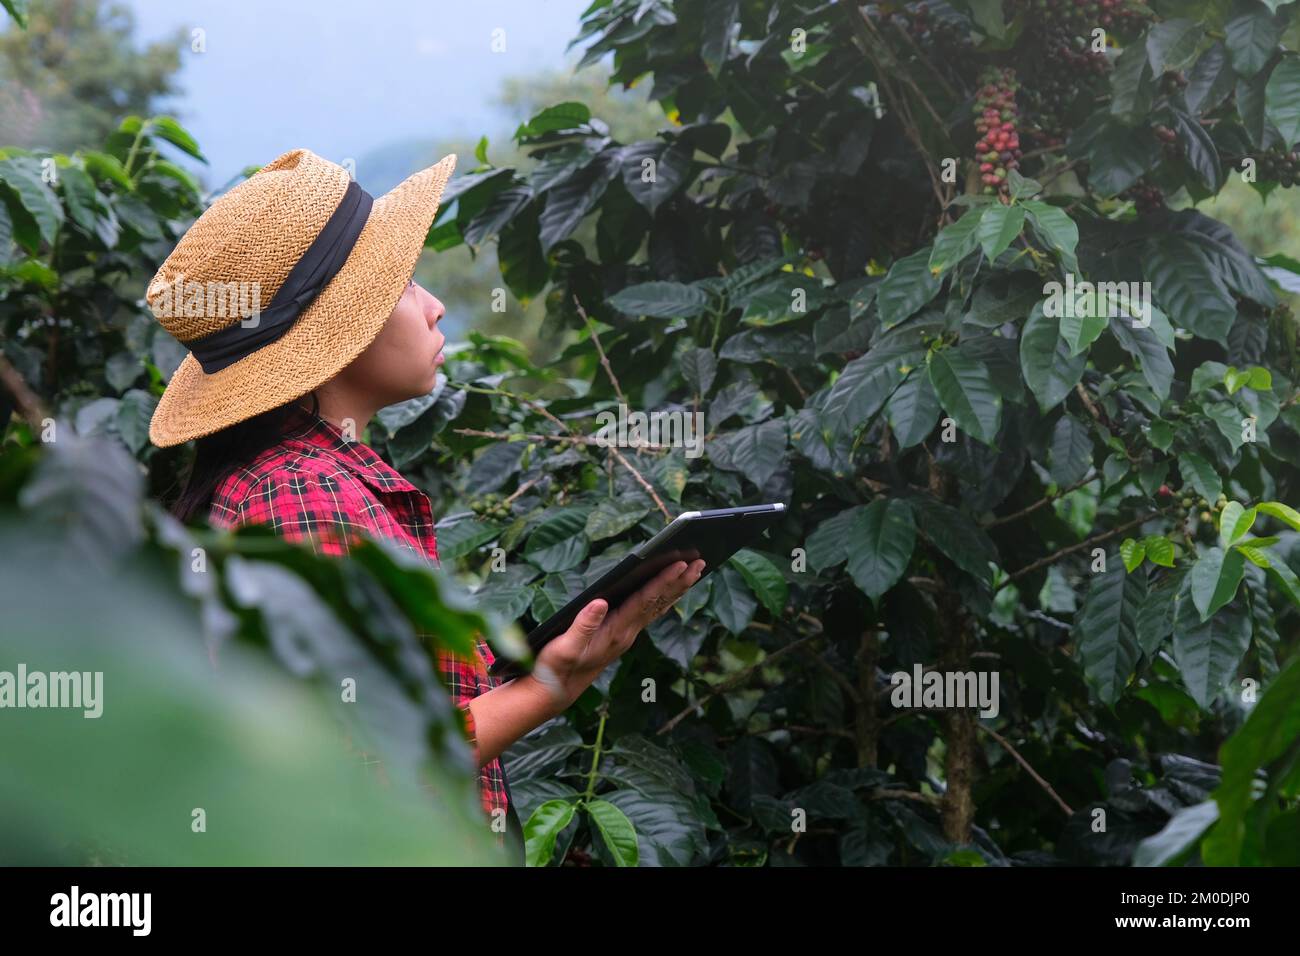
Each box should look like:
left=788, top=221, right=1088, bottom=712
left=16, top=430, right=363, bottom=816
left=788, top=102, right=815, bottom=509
left=146, top=147, right=705, bottom=863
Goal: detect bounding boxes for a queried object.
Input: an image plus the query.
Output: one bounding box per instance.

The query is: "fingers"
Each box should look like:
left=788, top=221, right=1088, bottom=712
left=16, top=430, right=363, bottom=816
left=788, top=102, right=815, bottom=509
left=574, top=599, right=609, bottom=634
left=612, top=558, right=706, bottom=632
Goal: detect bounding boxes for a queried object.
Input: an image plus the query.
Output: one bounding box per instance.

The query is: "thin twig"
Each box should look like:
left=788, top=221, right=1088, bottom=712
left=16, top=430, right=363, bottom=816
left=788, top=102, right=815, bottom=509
left=0, top=352, right=47, bottom=427
left=607, top=442, right=672, bottom=519
left=571, top=296, right=627, bottom=406
left=977, top=724, right=1074, bottom=816
left=452, top=427, right=672, bottom=451
left=997, top=512, right=1159, bottom=591
left=983, top=474, right=1097, bottom=529
left=866, top=788, right=943, bottom=808
left=656, top=634, right=817, bottom=735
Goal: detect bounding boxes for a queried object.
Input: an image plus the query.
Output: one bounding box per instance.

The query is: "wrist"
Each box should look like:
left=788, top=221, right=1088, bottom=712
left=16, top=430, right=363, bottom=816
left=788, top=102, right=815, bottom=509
left=518, top=670, right=573, bottom=718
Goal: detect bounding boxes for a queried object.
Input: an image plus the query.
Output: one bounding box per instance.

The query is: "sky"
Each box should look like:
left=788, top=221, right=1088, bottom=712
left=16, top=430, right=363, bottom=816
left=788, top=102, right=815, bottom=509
left=124, top=0, right=596, bottom=191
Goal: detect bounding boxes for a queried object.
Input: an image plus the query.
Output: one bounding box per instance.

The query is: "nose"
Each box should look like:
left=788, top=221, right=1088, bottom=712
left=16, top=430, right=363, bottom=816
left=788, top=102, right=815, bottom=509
left=421, top=288, right=445, bottom=328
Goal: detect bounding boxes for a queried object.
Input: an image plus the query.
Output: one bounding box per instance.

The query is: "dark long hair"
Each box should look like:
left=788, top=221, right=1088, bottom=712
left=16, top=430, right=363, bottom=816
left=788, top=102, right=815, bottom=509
left=170, top=393, right=321, bottom=523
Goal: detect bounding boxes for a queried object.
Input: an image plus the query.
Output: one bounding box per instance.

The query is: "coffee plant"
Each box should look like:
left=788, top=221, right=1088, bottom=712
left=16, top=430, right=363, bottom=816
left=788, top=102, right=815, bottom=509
left=4, top=0, right=1300, bottom=866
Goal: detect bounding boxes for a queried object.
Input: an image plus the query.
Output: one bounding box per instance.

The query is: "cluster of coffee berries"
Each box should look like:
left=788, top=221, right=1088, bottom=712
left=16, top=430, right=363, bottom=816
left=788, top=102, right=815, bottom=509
left=1153, top=122, right=1181, bottom=160
left=1010, top=0, right=1148, bottom=35
left=1249, top=146, right=1300, bottom=187
left=974, top=67, right=1022, bottom=197
left=1160, top=484, right=1230, bottom=527
left=467, top=491, right=512, bottom=520
left=891, top=2, right=969, bottom=53
left=1048, top=30, right=1109, bottom=77
left=1159, top=70, right=1189, bottom=96
left=1120, top=178, right=1164, bottom=214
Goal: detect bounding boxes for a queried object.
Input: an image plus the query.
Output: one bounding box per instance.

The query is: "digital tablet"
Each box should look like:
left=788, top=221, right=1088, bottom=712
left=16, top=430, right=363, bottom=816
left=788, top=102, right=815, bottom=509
left=488, top=503, right=786, bottom=680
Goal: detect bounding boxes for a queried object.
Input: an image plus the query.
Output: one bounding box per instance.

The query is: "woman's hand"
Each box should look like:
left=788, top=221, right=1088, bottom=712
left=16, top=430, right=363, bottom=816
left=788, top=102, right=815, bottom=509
left=522, top=558, right=707, bottom=713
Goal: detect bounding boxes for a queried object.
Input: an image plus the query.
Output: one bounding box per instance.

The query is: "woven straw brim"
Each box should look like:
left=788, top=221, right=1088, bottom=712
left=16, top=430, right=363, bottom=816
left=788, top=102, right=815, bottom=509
left=149, top=154, right=457, bottom=448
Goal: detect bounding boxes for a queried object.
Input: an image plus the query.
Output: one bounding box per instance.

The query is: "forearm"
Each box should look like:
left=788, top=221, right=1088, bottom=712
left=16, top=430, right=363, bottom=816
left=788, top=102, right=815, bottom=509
left=465, top=674, right=570, bottom=766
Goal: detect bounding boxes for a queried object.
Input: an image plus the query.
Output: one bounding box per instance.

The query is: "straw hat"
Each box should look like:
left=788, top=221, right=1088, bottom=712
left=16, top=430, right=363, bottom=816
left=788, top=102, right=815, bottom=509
left=146, top=147, right=457, bottom=448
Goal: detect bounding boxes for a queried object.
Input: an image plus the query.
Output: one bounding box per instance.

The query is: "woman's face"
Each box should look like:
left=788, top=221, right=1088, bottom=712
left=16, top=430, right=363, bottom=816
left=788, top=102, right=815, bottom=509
left=336, top=278, right=446, bottom=406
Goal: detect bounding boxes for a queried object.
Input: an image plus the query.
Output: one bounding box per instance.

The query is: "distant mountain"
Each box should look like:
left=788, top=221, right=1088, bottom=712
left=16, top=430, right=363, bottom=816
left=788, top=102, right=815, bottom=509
left=354, top=136, right=463, bottom=194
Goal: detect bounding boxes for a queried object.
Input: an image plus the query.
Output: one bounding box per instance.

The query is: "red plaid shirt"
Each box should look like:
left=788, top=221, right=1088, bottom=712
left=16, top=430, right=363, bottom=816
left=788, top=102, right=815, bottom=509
left=208, top=414, right=511, bottom=828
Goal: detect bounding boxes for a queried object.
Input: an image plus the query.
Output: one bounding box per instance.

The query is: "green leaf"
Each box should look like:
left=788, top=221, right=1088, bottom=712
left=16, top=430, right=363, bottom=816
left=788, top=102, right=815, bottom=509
left=1019, top=303, right=1086, bottom=412
left=877, top=248, right=942, bottom=329
left=1206, top=401, right=1248, bottom=450
left=1080, top=121, right=1161, bottom=198
left=1120, top=538, right=1147, bottom=572
left=1185, top=43, right=1235, bottom=114
left=976, top=203, right=1025, bottom=261
left=1144, top=536, right=1176, bottom=568
left=822, top=342, right=927, bottom=435
left=708, top=565, right=757, bottom=634
left=1133, top=800, right=1220, bottom=867
left=585, top=498, right=652, bottom=541
left=1146, top=19, right=1205, bottom=75
left=519, top=102, right=591, bottom=137
left=707, top=419, right=787, bottom=489
left=1135, top=568, right=1186, bottom=655
left=1048, top=413, right=1092, bottom=487
left=585, top=799, right=639, bottom=866
left=1218, top=502, right=1257, bottom=545
left=1076, top=562, right=1148, bottom=706
left=928, top=209, right=984, bottom=276
left=1170, top=109, right=1223, bottom=191
left=523, top=508, right=592, bottom=572
left=1225, top=6, right=1280, bottom=78
left=1144, top=237, right=1237, bottom=341
left=1265, top=56, right=1300, bottom=150
left=537, top=148, right=619, bottom=251
left=621, top=140, right=693, bottom=215
left=1188, top=546, right=1246, bottom=621
left=1, top=0, right=30, bottom=28
left=1235, top=542, right=1273, bottom=567
left=911, top=497, right=999, bottom=585
left=680, top=347, right=717, bottom=395
left=805, top=506, right=865, bottom=573
left=1178, top=452, right=1222, bottom=504
left=1257, top=500, right=1300, bottom=531
left=463, top=184, right=531, bottom=246
left=1055, top=291, right=1108, bottom=357
left=150, top=116, right=207, bottom=163
left=928, top=348, right=1002, bottom=445
left=608, top=281, right=710, bottom=318
left=81, top=150, right=132, bottom=189
left=1264, top=553, right=1300, bottom=608
left=728, top=548, right=788, bottom=617
left=1005, top=168, right=1041, bottom=200
left=845, top=499, right=916, bottom=604
left=0, top=157, right=64, bottom=248
left=1172, top=595, right=1251, bottom=708
left=115, top=389, right=157, bottom=454
left=1111, top=41, right=1155, bottom=124
left=1202, top=655, right=1300, bottom=865
left=1110, top=310, right=1174, bottom=400
left=524, top=799, right=578, bottom=867
left=1022, top=201, right=1079, bottom=273
left=885, top=368, right=942, bottom=448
